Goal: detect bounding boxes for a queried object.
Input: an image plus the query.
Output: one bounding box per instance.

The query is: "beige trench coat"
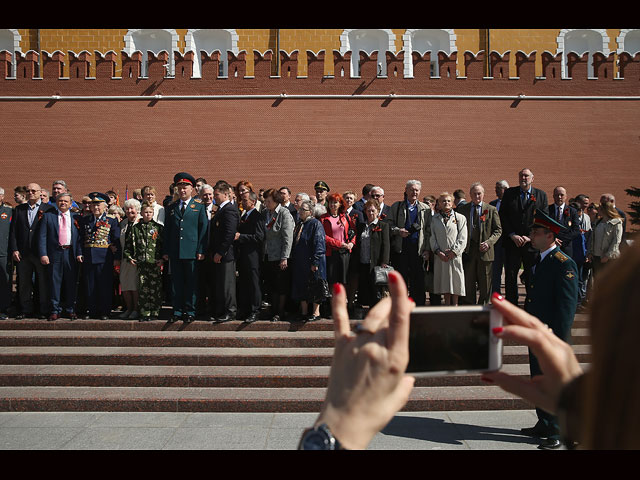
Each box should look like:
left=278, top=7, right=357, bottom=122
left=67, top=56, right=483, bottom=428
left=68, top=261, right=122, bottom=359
left=430, top=211, right=467, bottom=295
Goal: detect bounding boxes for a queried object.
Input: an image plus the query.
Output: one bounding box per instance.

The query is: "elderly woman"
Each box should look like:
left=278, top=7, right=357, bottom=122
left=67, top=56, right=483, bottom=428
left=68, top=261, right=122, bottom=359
left=290, top=200, right=327, bottom=321
left=118, top=199, right=141, bottom=319
left=588, top=200, right=623, bottom=279
left=262, top=188, right=294, bottom=321
left=141, top=186, right=165, bottom=225
left=321, top=193, right=357, bottom=292
left=353, top=199, right=390, bottom=309
left=430, top=192, right=468, bottom=305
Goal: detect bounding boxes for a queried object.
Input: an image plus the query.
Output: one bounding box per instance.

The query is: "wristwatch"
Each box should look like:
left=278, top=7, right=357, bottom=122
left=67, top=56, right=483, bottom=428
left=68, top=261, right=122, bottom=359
left=298, top=423, right=345, bottom=450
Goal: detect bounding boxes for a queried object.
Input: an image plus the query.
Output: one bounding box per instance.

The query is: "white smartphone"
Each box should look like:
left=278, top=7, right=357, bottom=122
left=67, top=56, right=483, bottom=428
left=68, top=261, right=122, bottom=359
left=407, top=305, right=503, bottom=376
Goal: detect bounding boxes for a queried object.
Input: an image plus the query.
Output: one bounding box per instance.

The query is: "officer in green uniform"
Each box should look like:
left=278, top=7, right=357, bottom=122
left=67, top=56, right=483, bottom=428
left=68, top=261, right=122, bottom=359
left=124, top=201, right=164, bottom=321
left=521, top=209, right=579, bottom=449
left=162, top=173, right=208, bottom=323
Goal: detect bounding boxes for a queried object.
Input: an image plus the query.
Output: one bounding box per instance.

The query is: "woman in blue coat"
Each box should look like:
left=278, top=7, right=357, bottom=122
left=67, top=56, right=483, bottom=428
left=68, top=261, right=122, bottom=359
left=290, top=200, right=327, bottom=321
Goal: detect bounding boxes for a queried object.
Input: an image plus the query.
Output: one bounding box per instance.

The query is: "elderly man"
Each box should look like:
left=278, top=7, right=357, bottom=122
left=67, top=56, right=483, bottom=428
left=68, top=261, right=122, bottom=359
left=162, top=172, right=208, bottom=324
left=9, top=183, right=55, bottom=318
left=457, top=183, right=502, bottom=305
left=369, top=186, right=391, bottom=221
left=78, top=192, right=121, bottom=319
left=388, top=180, right=432, bottom=306
left=490, top=180, right=509, bottom=294
left=548, top=186, right=581, bottom=258
left=498, top=168, right=549, bottom=306
left=38, top=193, right=82, bottom=320
left=0, top=188, right=12, bottom=319
left=49, top=180, right=79, bottom=209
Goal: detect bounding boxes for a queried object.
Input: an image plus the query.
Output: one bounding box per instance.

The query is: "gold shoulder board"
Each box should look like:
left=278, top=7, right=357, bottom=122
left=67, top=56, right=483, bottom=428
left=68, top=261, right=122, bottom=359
left=554, top=251, right=569, bottom=262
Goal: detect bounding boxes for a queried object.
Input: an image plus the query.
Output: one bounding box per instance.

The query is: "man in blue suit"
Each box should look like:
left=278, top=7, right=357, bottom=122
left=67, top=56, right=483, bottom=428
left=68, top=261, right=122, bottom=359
left=162, top=172, right=208, bottom=324
left=39, top=193, right=82, bottom=321
left=78, top=192, right=121, bottom=320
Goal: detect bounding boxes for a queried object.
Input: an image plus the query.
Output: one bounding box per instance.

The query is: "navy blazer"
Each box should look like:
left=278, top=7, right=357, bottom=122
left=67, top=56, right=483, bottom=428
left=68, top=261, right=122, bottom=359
left=209, top=201, right=240, bottom=263
left=38, top=210, right=82, bottom=260
left=9, top=201, right=55, bottom=257
left=548, top=204, right=581, bottom=258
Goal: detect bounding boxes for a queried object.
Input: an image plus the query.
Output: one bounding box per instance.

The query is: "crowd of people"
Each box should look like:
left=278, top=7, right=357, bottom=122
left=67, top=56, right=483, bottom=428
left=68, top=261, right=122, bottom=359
left=0, top=168, right=630, bottom=323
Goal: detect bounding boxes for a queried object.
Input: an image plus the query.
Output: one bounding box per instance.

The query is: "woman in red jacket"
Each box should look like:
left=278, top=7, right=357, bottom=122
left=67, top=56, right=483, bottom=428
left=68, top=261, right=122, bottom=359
left=321, top=193, right=357, bottom=297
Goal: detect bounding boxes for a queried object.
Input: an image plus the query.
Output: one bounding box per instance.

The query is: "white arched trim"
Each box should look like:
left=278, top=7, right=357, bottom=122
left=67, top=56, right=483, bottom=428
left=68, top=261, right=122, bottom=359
left=556, top=29, right=609, bottom=79
left=402, top=29, right=457, bottom=78
left=616, top=29, right=640, bottom=55
left=124, top=29, right=180, bottom=77
left=339, top=29, right=396, bottom=77
left=1, top=29, right=22, bottom=78
left=185, top=29, right=239, bottom=78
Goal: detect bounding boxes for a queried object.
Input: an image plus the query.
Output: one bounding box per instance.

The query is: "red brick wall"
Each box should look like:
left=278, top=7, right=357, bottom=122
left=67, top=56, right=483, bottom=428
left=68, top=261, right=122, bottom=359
left=1, top=50, right=638, bottom=219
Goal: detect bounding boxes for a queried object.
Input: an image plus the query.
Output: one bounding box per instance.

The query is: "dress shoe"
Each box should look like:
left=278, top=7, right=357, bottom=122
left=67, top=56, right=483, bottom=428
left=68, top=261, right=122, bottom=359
left=15, top=313, right=27, bottom=319
left=215, top=314, right=235, bottom=323
left=168, top=315, right=180, bottom=324
left=244, top=313, right=258, bottom=324
left=48, top=313, right=59, bottom=322
left=183, top=315, right=195, bottom=324
left=271, top=314, right=280, bottom=322
left=128, top=311, right=139, bottom=320
left=520, top=422, right=552, bottom=438
left=0, top=313, right=7, bottom=320
left=139, top=316, right=150, bottom=322
left=118, top=310, right=132, bottom=319
left=538, top=437, right=562, bottom=450
left=306, top=314, right=321, bottom=322
left=99, top=315, right=109, bottom=320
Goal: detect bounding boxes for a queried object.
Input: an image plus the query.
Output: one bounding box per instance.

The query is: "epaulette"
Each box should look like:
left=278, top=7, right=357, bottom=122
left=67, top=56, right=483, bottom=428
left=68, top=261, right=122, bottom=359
left=554, top=250, right=569, bottom=263
left=193, top=198, right=203, bottom=203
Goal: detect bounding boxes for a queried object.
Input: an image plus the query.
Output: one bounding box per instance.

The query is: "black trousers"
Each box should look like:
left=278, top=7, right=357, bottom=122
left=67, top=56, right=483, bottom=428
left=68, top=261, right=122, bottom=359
left=214, top=260, right=237, bottom=317
left=237, top=257, right=261, bottom=317
left=196, top=258, right=216, bottom=317
left=391, top=242, right=426, bottom=306
left=503, top=242, right=537, bottom=306
left=0, top=256, right=10, bottom=313
left=16, top=253, right=49, bottom=315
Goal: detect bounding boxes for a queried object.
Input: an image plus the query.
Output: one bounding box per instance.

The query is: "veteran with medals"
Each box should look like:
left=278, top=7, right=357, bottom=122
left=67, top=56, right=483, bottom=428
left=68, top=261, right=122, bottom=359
left=162, top=173, right=208, bottom=323
left=78, top=192, right=121, bottom=319
left=520, top=209, right=579, bottom=450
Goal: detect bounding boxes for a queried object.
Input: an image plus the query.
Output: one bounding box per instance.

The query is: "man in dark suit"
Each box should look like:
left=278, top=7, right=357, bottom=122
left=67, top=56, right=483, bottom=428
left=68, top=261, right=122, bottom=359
left=352, top=184, right=375, bottom=213
left=369, top=186, right=391, bottom=222
left=520, top=209, right=578, bottom=449
left=38, top=193, right=82, bottom=321
left=279, top=187, right=297, bottom=217
left=235, top=190, right=265, bottom=323
left=210, top=181, right=240, bottom=322
left=78, top=192, right=121, bottom=319
left=457, top=183, right=502, bottom=305
left=548, top=186, right=580, bottom=259
left=490, top=180, right=509, bottom=295
left=9, top=183, right=55, bottom=318
left=498, top=168, right=548, bottom=306
left=162, top=172, right=208, bottom=324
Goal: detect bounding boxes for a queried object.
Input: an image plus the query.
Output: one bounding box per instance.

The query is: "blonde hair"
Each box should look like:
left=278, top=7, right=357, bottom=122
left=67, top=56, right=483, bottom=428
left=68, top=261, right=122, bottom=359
left=599, top=200, right=620, bottom=219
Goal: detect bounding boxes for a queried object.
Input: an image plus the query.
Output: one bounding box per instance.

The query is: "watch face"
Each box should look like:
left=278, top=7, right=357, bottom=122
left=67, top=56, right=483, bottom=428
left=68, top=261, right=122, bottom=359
left=301, top=429, right=333, bottom=450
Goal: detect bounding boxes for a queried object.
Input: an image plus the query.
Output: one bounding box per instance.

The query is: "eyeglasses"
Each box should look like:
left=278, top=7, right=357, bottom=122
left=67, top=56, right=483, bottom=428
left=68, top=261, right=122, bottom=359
left=371, top=194, right=383, bottom=198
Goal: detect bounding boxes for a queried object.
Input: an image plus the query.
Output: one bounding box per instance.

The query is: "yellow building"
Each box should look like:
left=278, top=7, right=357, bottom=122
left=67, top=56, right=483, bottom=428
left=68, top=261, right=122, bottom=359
left=3, top=29, right=639, bottom=79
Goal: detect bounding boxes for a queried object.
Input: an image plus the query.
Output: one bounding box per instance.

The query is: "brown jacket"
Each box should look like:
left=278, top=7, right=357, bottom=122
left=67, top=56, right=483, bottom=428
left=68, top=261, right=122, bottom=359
left=456, top=201, right=502, bottom=261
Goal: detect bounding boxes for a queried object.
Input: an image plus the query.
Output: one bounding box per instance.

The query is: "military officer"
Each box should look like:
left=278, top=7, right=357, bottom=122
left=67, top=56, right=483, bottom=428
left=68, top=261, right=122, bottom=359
left=520, top=209, right=579, bottom=450
left=162, top=172, right=208, bottom=324
left=78, top=192, right=121, bottom=319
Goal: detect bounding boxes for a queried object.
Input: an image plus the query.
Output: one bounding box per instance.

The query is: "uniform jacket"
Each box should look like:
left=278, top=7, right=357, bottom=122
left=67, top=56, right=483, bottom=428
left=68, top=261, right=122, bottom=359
left=263, top=205, right=294, bottom=262
left=388, top=200, right=433, bottom=255
left=525, top=246, right=578, bottom=341
left=209, top=201, right=240, bottom=263
left=320, top=212, right=357, bottom=257
left=456, top=201, right=502, bottom=261
left=38, top=209, right=82, bottom=260
left=9, top=201, right=55, bottom=257
left=499, top=186, right=549, bottom=243
left=124, top=219, right=164, bottom=265
left=163, top=198, right=208, bottom=260
left=79, top=213, right=121, bottom=264
left=548, top=204, right=581, bottom=258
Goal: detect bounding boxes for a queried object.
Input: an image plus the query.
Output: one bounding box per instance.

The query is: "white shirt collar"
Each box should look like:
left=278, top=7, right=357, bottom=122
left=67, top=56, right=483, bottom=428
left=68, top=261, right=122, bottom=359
left=540, top=245, right=557, bottom=262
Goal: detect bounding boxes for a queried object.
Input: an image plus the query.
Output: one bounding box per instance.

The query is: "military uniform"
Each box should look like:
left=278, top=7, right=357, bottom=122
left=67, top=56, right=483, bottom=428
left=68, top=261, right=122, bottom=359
left=125, top=219, right=164, bottom=319
left=79, top=194, right=121, bottom=319
left=162, top=173, right=208, bottom=321
left=523, top=210, right=579, bottom=448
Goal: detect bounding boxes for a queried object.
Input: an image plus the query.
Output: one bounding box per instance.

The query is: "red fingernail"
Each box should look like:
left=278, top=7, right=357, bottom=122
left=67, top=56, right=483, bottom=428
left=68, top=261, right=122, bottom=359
left=492, top=327, right=503, bottom=334
left=491, top=292, right=504, bottom=302
left=408, top=297, right=415, bottom=303
left=388, top=272, right=398, bottom=285
left=333, top=283, right=342, bottom=295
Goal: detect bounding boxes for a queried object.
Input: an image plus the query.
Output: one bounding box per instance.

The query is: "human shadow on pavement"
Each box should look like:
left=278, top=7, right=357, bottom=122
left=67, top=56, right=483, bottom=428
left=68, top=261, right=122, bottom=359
left=381, top=415, right=540, bottom=447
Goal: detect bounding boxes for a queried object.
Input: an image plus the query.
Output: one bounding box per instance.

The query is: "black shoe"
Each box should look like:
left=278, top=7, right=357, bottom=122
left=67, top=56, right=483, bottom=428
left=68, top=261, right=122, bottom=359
left=244, top=313, right=258, bottom=324
left=215, top=314, right=235, bottom=323
left=15, top=313, right=27, bottom=319
left=306, top=314, right=321, bottom=322
left=271, top=314, right=280, bottom=322
left=99, top=315, right=109, bottom=320
left=0, top=313, right=8, bottom=320
left=538, top=437, right=562, bottom=450
left=520, top=422, right=552, bottom=438
left=168, top=315, right=181, bottom=324
left=183, top=315, right=195, bottom=324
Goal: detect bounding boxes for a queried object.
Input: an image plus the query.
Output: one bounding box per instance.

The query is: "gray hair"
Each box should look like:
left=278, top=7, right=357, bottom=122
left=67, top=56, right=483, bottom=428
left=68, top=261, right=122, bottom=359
left=200, top=184, right=214, bottom=194
left=370, top=186, right=385, bottom=195
left=496, top=180, right=509, bottom=189
left=313, top=203, right=327, bottom=218
left=52, top=180, right=68, bottom=188
left=300, top=199, right=315, bottom=213
left=469, top=182, right=484, bottom=192
left=295, top=192, right=310, bottom=202
left=405, top=179, right=422, bottom=190
left=55, top=192, right=72, bottom=202
left=123, top=198, right=141, bottom=212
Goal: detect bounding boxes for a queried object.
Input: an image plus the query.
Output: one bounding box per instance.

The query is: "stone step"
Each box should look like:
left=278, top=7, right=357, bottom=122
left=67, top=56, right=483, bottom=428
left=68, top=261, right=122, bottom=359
left=0, top=327, right=591, bottom=348
left=0, top=344, right=591, bottom=367
left=2, top=362, right=586, bottom=389
left=0, top=384, right=533, bottom=412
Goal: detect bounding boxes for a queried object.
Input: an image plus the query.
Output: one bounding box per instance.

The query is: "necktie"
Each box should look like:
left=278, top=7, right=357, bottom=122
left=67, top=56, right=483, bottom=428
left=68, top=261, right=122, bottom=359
left=180, top=202, right=186, bottom=216
left=557, top=207, right=562, bottom=222
left=59, top=213, right=68, bottom=246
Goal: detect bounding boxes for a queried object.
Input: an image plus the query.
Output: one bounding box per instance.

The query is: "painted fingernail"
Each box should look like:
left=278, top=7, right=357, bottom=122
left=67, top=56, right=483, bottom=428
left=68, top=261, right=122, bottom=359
left=333, top=283, right=342, bottom=295
left=492, top=327, right=504, bottom=335
left=388, top=272, right=398, bottom=285
left=408, top=297, right=415, bottom=304
left=491, top=292, right=504, bottom=302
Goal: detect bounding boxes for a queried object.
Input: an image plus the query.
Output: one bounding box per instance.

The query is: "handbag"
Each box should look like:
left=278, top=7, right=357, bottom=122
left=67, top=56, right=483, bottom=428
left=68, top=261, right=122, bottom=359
left=373, top=265, right=394, bottom=286
left=308, top=270, right=331, bottom=303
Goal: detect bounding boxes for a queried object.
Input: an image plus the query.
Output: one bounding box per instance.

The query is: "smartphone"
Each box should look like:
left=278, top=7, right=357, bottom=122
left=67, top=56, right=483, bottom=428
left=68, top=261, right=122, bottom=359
left=407, top=305, right=503, bottom=376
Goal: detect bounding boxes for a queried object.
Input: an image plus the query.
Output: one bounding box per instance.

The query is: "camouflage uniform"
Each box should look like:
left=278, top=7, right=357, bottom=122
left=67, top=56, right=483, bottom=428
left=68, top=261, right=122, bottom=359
left=124, top=219, right=164, bottom=317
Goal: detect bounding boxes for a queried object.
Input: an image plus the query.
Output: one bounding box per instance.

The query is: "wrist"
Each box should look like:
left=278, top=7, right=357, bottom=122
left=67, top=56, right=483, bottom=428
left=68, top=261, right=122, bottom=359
left=314, top=406, right=376, bottom=450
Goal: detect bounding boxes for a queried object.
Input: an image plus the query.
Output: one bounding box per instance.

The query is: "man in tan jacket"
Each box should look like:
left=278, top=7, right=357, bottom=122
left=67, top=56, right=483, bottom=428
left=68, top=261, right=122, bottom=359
left=457, top=182, right=502, bottom=305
